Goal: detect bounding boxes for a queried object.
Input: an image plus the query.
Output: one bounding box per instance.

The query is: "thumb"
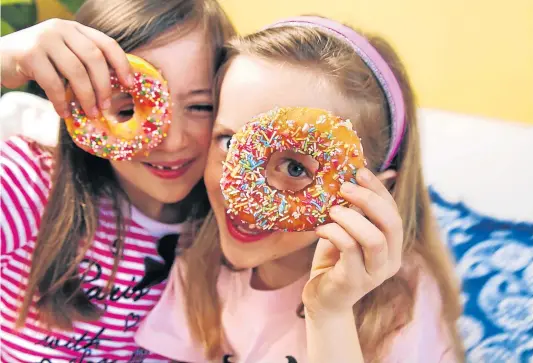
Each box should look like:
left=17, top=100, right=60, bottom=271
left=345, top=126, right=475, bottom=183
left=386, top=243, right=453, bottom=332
left=304, top=237, right=350, bottom=312
left=310, top=237, right=340, bottom=279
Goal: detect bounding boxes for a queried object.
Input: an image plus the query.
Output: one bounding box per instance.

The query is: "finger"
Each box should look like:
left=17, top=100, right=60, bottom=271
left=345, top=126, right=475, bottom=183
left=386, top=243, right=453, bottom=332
left=317, top=224, right=371, bottom=279
left=339, top=182, right=403, bottom=240
left=63, top=28, right=112, bottom=111
left=76, top=24, right=133, bottom=87
left=311, top=233, right=341, bottom=276
left=46, top=44, right=98, bottom=117
left=338, top=183, right=404, bottom=267
left=307, top=236, right=359, bottom=305
left=330, top=189, right=403, bottom=274
left=326, top=209, right=389, bottom=276
left=353, top=168, right=397, bottom=208
left=348, top=204, right=364, bottom=216
left=30, top=52, right=69, bottom=118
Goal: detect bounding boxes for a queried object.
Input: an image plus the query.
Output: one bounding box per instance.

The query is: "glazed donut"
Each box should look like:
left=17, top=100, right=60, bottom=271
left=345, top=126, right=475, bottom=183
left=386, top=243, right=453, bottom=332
left=64, top=54, right=171, bottom=161
left=220, top=107, right=367, bottom=232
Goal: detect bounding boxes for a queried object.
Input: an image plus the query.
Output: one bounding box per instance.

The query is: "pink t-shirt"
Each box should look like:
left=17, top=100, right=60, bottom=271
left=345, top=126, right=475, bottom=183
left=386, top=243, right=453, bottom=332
left=136, top=259, right=457, bottom=363
left=0, top=136, right=193, bottom=362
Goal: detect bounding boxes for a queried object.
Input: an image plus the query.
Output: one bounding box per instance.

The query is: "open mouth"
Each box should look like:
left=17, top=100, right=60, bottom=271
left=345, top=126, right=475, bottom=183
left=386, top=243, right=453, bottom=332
left=143, top=163, right=187, bottom=171
left=142, top=159, right=195, bottom=179
left=225, top=213, right=273, bottom=243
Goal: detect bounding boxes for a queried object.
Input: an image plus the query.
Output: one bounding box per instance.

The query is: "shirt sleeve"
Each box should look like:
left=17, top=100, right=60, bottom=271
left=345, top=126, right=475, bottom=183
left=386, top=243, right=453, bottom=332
left=134, top=259, right=205, bottom=362
left=1, top=136, right=51, bottom=266
left=382, top=270, right=458, bottom=363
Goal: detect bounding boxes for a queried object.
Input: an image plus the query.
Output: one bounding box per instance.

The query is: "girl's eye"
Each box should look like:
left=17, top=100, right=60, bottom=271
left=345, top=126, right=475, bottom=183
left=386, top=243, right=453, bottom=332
left=216, top=135, right=233, bottom=152
left=118, top=107, right=134, bottom=119
left=189, top=104, right=214, bottom=113
left=265, top=151, right=318, bottom=192
left=280, top=160, right=307, bottom=178
left=110, top=105, right=135, bottom=123
left=107, top=92, right=135, bottom=122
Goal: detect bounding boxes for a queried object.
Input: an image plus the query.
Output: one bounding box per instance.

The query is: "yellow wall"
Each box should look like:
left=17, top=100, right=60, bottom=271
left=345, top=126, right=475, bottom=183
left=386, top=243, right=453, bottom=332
left=36, top=0, right=75, bottom=22
left=221, top=0, right=533, bottom=124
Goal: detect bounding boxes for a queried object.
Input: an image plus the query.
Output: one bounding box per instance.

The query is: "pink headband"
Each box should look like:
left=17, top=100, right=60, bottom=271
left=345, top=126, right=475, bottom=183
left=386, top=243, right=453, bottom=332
left=265, top=16, right=406, bottom=171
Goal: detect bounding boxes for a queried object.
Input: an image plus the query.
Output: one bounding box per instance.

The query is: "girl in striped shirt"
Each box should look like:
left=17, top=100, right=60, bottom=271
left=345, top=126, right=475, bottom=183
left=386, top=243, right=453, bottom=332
left=0, top=0, right=234, bottom=361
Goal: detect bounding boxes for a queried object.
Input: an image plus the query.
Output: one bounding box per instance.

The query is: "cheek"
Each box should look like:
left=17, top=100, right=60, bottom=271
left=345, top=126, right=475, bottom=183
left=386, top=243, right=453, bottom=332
left=280, top=232, right=317, bottom=251
left=110, top=160, right=137, bottom=178
left=190, top=123, right=213, bottom=149
left=204, top=149, right=223, bottom=194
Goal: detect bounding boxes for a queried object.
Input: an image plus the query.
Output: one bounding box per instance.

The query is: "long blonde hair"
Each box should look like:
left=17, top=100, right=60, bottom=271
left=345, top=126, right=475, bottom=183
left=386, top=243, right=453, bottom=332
left=183, top=22, right=464, bottom=362
left=16, top=0, right=235, bottom=331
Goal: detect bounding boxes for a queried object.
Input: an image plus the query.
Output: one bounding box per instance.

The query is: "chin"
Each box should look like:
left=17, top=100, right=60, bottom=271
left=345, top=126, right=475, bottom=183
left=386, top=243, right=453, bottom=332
left=220, top=243, right=264, bottom=270
left=152, top=188, right=192, bottom=204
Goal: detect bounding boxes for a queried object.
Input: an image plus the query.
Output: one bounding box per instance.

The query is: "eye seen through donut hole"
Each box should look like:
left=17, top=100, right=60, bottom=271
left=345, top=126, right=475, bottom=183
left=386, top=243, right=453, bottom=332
left=265, top=150, right=319, bottom=192
left=102, top=91, right=135, bottom=123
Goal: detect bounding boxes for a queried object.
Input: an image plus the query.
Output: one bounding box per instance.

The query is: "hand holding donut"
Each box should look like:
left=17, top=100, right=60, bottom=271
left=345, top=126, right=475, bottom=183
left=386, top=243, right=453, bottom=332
left=0, top=18, right=133, bottom=118
left=302, top=168, right=403, bottom=315
left=64, top=54, right=172, bottom=160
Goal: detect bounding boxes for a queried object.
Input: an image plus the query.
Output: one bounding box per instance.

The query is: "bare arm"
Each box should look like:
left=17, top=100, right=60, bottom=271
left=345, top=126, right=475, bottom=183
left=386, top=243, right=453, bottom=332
left=305, top=308, right=364, bottom=363
left=1, top=19, right=132, bottom=117
left=303, top=169, right=404, bottom=363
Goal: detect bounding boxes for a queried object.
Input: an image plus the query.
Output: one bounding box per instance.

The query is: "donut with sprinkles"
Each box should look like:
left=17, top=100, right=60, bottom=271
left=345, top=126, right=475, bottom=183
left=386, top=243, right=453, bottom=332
left=221, top=107, right=367, bottom=232
left=64, top=54, right=171, bottom=161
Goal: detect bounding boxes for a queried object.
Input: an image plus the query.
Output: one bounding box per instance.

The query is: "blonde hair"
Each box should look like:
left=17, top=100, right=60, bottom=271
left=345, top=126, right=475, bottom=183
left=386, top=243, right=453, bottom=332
left=16, top=0, right=235, bottom=331
left=183, top=23, right=464, bottom=362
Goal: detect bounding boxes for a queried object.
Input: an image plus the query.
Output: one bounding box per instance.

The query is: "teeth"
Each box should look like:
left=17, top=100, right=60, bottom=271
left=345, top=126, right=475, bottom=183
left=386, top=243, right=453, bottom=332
left=235, top=224, right=262, bottom=235
left=149, top=164, right=182, bottom=171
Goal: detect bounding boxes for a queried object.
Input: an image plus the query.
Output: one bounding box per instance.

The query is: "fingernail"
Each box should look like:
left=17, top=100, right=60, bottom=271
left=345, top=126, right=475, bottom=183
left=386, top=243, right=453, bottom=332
left=358, top=168, right=371, bottom=183
left=88, top=106, right=99, bottom=117
left=340, top=182, right=357, bottom=195
left=61, top=108, right=70, bottom=119
left=101, top=98, right=111, bottom=110
left=330, top=206, right=342, bottom=216
left=127, top=74, right=134, bottom=87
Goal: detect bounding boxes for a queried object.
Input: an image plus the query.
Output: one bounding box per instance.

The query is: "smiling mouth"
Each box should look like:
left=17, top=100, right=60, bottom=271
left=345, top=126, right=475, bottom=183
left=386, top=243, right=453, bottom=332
left=231, top=219, right=265, bottom=235
left=225, top=213, right=273, bottom=243
left=141, top=158, right=196, bottom=179
left=142, top=162, right=190, bottom=171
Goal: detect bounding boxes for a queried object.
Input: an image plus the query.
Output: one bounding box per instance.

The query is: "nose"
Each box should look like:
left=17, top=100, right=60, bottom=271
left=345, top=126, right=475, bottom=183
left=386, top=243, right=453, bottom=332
left=157, top=111, right=190, bottom=153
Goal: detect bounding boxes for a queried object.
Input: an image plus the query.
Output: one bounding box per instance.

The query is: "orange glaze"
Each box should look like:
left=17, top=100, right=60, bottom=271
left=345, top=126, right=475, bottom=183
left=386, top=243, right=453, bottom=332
left=64, top=54, right=171, bottom=161
left=221, top=107, right=367, bottom=232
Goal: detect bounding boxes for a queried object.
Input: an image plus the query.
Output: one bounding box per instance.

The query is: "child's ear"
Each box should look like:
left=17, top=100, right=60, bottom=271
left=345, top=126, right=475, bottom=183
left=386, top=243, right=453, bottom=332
left=376, top=169, right=397, bottom=190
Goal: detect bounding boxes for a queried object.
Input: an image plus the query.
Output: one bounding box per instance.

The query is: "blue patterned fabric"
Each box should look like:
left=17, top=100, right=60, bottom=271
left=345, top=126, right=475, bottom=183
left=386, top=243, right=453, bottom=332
left=429, top=187, right=533, bottom=363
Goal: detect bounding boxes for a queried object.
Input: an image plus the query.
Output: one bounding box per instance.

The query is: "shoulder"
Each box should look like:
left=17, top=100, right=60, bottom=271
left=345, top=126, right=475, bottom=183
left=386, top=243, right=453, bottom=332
left=135, top=259, right=248, bottom=361
left=382, top=256, right=458, bottom=362
left=134, top=258, right=205, bottom=361
left=1, top=136, right=53, bottom=195
left=2, top=135, right=53, bottom=161
left=1, top=136, right=53, bottom=257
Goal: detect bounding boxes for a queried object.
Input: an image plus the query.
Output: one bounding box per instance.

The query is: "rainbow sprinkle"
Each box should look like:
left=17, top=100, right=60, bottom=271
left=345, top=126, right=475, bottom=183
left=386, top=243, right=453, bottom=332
left=67, top=72, right=171, bottom=161
left=220, top=107, right=367, bottom=232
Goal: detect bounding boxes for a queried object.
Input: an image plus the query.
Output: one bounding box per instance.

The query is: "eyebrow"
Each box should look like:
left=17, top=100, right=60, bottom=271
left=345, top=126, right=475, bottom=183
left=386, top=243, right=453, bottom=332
left=189, top=89, right=212, bottom=96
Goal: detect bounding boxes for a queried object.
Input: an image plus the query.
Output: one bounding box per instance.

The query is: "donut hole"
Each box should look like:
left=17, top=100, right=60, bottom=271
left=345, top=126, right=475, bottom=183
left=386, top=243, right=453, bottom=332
left=102, top=92, right=136, bottom=123
left=265, top=150, right=319, bottom=192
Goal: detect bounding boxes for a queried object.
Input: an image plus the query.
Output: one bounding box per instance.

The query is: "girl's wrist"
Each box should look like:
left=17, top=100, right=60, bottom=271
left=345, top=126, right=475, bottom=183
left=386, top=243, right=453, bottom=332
left=304, top=305, right=354, bottom=323
left=305, top=305, right=364, bottom=363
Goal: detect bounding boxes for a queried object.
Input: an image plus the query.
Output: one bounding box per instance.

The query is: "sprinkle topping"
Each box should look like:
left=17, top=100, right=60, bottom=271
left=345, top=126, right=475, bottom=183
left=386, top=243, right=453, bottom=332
left=220, top=107, right=367, bottom=232
left=66, top=70, right=171, bottom=161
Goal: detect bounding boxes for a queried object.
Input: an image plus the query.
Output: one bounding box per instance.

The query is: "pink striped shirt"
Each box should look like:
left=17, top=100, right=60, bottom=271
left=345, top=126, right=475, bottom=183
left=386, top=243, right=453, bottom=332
left=1, top=136, right=188, bottom=362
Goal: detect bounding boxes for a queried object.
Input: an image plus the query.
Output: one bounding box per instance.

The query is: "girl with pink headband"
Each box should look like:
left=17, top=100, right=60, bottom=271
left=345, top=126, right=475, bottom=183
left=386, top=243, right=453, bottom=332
left=135, top=16, right=464, bottom=362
